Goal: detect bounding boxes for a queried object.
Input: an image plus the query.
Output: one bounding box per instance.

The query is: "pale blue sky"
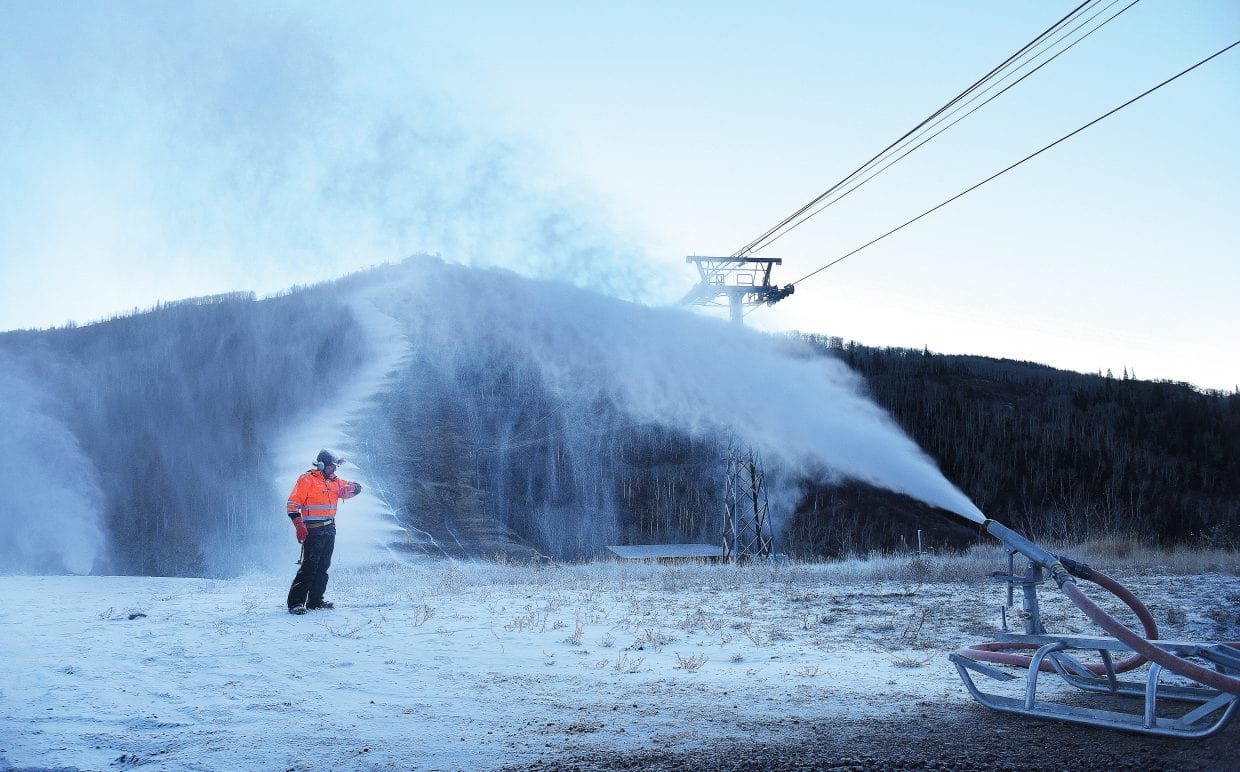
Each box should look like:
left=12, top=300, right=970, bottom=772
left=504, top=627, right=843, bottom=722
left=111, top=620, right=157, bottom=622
left=2, top=1, right=1237, bottom=389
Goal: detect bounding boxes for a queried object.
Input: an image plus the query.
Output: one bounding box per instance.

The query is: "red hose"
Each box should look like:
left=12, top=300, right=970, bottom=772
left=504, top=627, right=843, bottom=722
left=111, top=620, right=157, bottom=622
left=1063, top=581, right=1240, bottom=696
left=957, top=568, right=1158, bottom=675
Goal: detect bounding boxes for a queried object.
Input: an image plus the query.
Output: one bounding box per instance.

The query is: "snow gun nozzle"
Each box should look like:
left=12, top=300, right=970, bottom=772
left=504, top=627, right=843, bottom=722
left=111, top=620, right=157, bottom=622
left=982, top=519, right=1074, bottom=588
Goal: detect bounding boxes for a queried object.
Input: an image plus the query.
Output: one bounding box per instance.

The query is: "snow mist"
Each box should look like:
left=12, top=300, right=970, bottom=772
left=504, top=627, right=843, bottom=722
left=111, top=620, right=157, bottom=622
left=0, top=260, right=984, bottom=574
left=364, top=258, right=985, bottom=559
left=0, top=356, right=105, bottom=574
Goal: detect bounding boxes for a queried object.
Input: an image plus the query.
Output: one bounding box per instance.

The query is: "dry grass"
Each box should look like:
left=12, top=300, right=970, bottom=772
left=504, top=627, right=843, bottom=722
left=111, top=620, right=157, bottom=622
left=673, top=652, right=707, bottom=672
left=823, top=541, right=1239, bottom=583
left=331, top=541, right=1235, bottom=607
left=410, top=603, right=435, bottom=627
left=1057, top=537, right=1239, bottom=575
left=889, top=653, right=935, bottom=669
left=321, top=545, right=1238, bottom=688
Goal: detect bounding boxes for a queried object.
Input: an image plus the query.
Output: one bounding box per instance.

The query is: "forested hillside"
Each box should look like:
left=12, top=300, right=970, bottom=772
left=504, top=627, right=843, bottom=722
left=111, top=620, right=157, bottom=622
left=4, top=260, right=1235, bottom=576
left=784, top=336, right=1240, bottom=555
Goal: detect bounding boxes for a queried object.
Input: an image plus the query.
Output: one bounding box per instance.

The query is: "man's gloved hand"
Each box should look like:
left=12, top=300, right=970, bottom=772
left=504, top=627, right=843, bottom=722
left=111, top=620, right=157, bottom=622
left=292, top=516, right=308, bottom=543
left=351, top=482, right=363, bottom=496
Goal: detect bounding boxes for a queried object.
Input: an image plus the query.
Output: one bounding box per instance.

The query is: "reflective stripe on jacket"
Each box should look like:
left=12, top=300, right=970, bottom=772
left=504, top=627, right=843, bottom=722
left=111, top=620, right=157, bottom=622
left=286, top=469, right=359, bottom=522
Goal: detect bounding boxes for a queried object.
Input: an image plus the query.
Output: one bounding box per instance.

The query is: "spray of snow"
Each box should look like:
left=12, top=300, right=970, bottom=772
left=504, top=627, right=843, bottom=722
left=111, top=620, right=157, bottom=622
left=2, top=0, right=989, bottom=570
left=268, top=288, right=417, bottom=568
left=370, top=259, right=985, bottom=539
left=0, top=356, right=106, bottom=574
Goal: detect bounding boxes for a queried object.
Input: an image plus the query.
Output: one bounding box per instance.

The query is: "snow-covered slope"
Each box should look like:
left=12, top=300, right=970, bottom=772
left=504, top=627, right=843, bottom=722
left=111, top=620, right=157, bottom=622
left=269, top=287, right=415, bottom=569
left=3, top=561, right=1236, bottom=769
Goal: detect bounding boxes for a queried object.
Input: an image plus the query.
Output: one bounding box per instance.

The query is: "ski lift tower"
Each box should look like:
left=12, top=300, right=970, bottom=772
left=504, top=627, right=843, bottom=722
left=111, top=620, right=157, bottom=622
left=681, top=256, right=795, bottom=326
left=681, top=255, right=794, bottom=560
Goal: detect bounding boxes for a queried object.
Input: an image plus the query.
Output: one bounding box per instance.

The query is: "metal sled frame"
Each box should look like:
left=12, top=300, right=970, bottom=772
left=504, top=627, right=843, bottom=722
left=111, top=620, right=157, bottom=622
left=952, top=636, right=1240, bottom=738
left=951, top=545, right=1239, bottom=738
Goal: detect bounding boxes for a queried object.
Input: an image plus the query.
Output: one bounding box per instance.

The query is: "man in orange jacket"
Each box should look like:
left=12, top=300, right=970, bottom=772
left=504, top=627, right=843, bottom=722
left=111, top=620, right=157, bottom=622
left=286, top=449, right=362, bottom=615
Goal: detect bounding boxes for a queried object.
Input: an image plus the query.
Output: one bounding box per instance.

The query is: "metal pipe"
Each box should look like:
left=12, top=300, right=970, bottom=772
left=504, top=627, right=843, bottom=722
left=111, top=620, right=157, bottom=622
left=983, top=519, right=1054, bottom=569
left=983, top=519, right=1071, bottom=587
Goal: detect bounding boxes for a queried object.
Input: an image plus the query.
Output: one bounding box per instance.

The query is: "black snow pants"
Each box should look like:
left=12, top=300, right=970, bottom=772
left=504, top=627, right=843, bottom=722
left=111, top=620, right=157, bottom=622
left=287, top=522, right=335, bottom=610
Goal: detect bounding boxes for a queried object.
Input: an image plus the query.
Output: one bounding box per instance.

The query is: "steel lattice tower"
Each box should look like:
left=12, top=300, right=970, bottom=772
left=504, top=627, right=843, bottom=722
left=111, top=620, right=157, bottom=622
left=722, top=446, right=774, bottom=561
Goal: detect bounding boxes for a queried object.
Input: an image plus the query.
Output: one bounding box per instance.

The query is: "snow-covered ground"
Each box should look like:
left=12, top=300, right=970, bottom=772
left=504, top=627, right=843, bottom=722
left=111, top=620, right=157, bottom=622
left=3, top=557, right=1237, bottom=770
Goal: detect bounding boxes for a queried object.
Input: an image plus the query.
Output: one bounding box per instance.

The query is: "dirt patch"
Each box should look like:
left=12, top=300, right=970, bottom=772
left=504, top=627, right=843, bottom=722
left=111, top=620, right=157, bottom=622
left=528, top=705, right=1239, bottom=770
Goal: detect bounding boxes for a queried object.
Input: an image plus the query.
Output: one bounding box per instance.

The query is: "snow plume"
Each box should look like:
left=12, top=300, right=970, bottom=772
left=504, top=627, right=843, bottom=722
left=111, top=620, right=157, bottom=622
left=369, top=258, right=984, bottom=557
left=0, top=289, right=372, bottom=577
left=0, top=261, right=982, bottom=574
left=0, top=356, right=105, bottom=575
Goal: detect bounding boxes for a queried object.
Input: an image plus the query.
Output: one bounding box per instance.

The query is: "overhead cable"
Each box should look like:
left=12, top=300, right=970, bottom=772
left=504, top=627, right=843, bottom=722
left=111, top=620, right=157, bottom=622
left=788, top=38, right=1240, bottom=288
left=731, top=0, right=1101, bottom=258
left=751, top=0, right=1141, bottom=255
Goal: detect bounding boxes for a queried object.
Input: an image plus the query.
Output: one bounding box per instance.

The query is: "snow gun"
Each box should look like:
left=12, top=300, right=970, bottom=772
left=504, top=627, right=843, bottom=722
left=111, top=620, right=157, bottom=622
left=949, top=517, right=1240, bottom=738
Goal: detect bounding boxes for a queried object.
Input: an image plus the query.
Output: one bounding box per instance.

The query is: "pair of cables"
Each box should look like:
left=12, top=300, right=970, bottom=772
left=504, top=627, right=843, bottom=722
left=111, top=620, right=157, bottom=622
left=786, top=35, right=1239, bottom=289
left=733, top=0, right=1130, bottom=260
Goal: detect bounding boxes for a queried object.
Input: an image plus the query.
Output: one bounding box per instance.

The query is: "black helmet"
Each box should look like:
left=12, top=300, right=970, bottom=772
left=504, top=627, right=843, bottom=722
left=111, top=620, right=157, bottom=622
left=314, top=449, right=345, bottom=470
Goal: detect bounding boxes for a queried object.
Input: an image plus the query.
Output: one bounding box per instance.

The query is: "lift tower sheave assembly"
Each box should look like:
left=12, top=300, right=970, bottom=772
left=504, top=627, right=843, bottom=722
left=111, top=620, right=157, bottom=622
left=682, top=256, right=795, bottom=325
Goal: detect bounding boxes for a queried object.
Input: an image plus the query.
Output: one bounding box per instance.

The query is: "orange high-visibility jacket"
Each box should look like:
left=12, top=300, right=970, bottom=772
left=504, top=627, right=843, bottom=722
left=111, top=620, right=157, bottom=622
left=287, top=470, right=360, bottom=524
